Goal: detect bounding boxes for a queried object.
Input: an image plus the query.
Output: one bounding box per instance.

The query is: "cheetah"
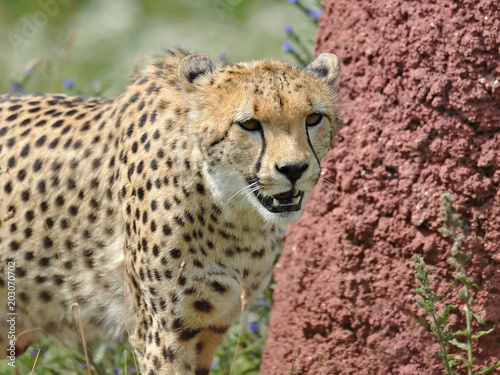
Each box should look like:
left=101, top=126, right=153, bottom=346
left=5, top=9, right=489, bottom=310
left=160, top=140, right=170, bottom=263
left=0, top=49, right=340, bottom=374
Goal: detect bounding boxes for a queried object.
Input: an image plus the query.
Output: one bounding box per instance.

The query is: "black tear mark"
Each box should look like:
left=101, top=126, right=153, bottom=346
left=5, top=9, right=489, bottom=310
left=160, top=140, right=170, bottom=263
left=254, top=127, right=266, bottom=175
left=306, top=127, right=320, bottom=167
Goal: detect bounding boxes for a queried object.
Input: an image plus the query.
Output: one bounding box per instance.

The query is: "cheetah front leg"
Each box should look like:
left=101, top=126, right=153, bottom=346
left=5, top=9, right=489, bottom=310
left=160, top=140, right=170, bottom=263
left=131, top=308, right=198, bottom=375
left=130, top=275, right=243, bottom=375
left=192, top=330, right=227, bottom=375
left=133, top=316, right=228, bottom=375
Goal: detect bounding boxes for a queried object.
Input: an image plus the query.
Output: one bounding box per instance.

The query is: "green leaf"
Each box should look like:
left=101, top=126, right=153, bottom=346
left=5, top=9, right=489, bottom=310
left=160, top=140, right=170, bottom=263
left=454, top=329, right=469, bottom=337
left=438, top=304, right=455, bottom=325
left=449, top=338, right=469, bottom=351
left=474, top=362, right=500, bottom=375
left=446, top=354, right=466, bottom=362
left=472, top=312, right=485, bottom=325
left=438, top=227, right=451, bottom=236
left=472, top=328, right=495, bottom=340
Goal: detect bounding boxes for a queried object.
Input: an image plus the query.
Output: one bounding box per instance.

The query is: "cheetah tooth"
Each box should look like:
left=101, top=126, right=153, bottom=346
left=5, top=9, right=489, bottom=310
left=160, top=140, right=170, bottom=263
left=273, top=199, right=280, bottom=207
left=292, top=196, right=301, bottom=204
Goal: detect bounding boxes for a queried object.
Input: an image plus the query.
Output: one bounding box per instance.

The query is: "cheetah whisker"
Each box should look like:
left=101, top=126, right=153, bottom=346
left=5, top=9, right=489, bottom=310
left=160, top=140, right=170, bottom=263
left=225, top=184, right=254, bottom=206
left=225, top=180, right=260, bottom=206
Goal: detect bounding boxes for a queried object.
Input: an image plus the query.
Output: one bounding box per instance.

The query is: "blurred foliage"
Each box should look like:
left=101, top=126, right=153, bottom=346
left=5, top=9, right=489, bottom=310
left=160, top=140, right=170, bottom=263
left=0, top=0, right=319, bottom=95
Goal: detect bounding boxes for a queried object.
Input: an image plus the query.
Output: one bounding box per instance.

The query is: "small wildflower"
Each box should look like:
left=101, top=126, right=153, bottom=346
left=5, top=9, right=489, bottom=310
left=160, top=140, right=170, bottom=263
left=282, top=41, right=293, bottom=52
left=309, top=8, right=322, bottom=21
left=289, top=0, right=299, bottom=3
left=284, top=25, right=294, bottom=35
left=62, top=78, right=74, bottom=90
left=218, top=52, right=227, bottom=64
left=92, top=79, right=102, bottom=95
left=247, top=322, right=259, bottom=334
left=78, top=363, right=87, bottom=369
left=211, top=363, right=218, bottom=370
left=10, top=82, right=19, bottom=93
left=113, top=368, right=120, bottom=375
left=255, top=297, right=269, bottom=306
left=30, top=348, right=38, bottom=357
left=129, top=365, right=137, bottom=374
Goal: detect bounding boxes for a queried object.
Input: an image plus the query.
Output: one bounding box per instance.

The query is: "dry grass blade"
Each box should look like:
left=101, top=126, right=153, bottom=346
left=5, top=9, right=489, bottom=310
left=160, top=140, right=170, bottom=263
left=315, top=353, right=323, bottom=375
left=72, top=303, right=92, bottom=375
left=229, top=290, right=248, bottom=375
left=50, top=27, right=79, bottom=91
left=289, top=344, right=299, bottom=375
left=29, top=348, right=41, bottom=375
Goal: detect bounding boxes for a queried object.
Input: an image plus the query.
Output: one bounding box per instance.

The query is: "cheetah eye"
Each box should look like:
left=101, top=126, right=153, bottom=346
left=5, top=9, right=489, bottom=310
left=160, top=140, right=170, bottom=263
left=305, top=113, right=323, bottom=127
left=238, top=119, right=262, bottom=132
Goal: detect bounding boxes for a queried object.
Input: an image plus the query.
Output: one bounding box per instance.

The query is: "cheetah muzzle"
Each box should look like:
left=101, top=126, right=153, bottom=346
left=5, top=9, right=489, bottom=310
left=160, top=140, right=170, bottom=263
left=247, top=178, right=305, bottom=213
left=0, top=49, right=340, bottom=375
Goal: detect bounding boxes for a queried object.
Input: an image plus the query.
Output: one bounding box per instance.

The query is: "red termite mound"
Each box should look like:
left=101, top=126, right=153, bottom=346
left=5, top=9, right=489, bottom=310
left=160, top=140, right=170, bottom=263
left=261, top=1, right=500, bottom=374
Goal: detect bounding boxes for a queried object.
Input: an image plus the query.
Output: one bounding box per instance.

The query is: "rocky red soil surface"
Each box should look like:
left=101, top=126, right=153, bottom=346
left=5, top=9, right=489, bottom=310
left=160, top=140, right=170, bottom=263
left=261, top=0, right=500, bottom=374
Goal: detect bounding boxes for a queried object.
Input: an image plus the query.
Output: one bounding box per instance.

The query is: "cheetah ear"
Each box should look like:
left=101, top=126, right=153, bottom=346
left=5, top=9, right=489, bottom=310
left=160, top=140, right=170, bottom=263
left=178, top=53, right=216, bottom=89
left=304, top=53, right=340, bottom=86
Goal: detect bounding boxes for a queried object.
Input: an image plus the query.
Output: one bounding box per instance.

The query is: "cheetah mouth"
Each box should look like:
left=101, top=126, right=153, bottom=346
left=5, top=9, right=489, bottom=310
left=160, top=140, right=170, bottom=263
left=252, top=185, right=305, bottom=213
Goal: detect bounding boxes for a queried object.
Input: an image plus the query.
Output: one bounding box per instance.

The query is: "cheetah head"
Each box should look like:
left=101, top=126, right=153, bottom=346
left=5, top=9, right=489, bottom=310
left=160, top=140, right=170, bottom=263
left=178, top=52, right=340, bottom=225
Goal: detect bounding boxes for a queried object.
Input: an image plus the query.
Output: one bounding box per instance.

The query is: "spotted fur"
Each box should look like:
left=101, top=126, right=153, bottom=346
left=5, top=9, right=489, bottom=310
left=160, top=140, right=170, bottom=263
left=0, top=49, right=340, bottom=374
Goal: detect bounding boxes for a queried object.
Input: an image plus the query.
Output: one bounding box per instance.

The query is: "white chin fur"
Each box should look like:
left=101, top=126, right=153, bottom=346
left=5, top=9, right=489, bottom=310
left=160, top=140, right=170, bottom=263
left=251, top=199, right=303, bottom=226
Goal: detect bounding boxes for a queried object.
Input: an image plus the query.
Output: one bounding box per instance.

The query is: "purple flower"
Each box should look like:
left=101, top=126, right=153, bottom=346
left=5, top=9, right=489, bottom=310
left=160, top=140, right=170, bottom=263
left=92, top=79, right=101, bottom=91
left=211, top=363, right=218, bottom=370
left=62, top=78, right=74, bottom=89
left=30, top=348, right=38, bottom=357
left=309, top=8, right=322, bottom=21
left=218, top=52, right=227, bottom=64
left=10, top=82, right=19, bottom=93
left=78, top=363, right=87, bottom=369
left=282, top=41, right=293, bottom=52
left=247, top=322, right=259, bottom=333
left=113, top=368, right=120, bottom=375
left=289, top=0, right=299, bottom=3
left=284, top=25, right=294, bottom=34
left=129, top=365, right=137, bottom=374
left=255, top=297, right=269, bottom=306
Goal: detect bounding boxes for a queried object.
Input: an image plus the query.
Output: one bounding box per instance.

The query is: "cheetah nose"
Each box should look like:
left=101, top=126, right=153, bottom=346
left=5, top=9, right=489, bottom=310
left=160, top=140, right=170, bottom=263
left=275, top=161, right=309, bottom=184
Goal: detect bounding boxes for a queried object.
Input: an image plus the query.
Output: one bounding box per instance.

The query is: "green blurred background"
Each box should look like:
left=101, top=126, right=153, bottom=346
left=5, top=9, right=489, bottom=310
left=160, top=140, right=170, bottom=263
left=0, top=0, right=319, bottom=96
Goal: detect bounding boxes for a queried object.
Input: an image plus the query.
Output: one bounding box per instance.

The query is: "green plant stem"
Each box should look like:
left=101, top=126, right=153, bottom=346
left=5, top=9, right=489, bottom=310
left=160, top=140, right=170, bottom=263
left=430, top=307, right=454, bottom=374
left=463, top=277, right=474, bottom=374
left=288, top=33, right=313, bottom=62
left=285, top=48, right=308, bottom=67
